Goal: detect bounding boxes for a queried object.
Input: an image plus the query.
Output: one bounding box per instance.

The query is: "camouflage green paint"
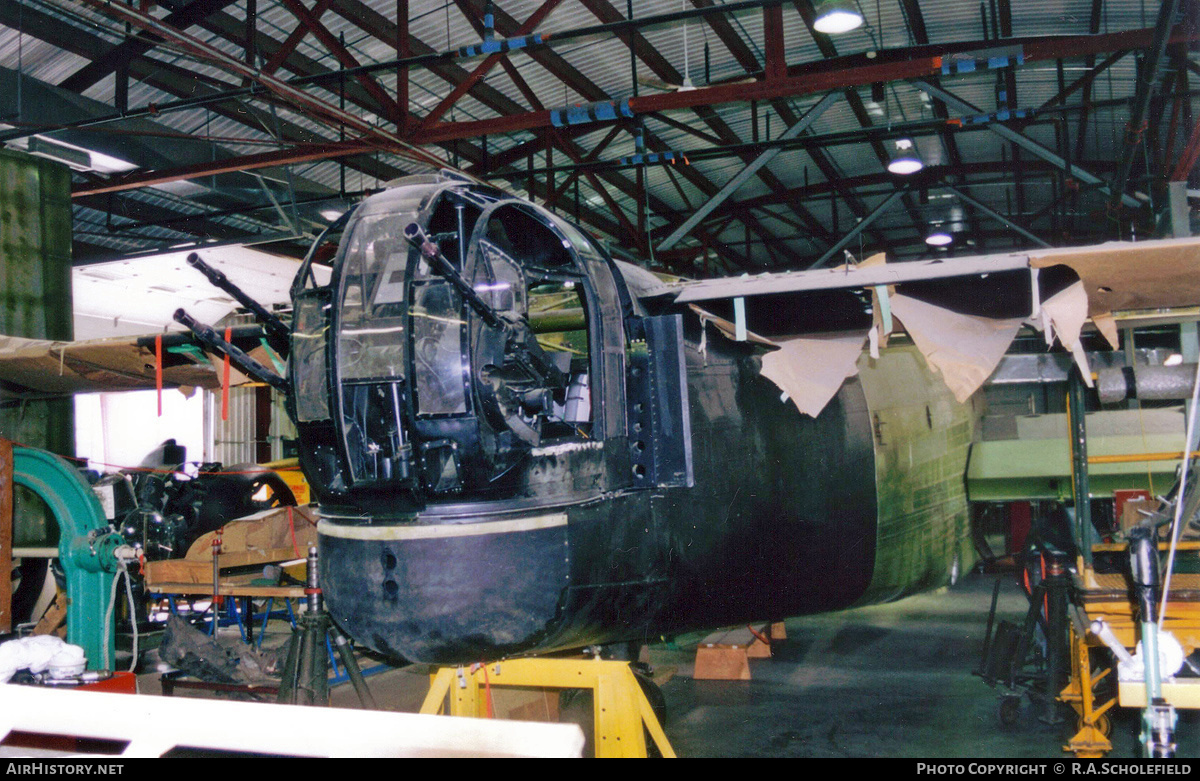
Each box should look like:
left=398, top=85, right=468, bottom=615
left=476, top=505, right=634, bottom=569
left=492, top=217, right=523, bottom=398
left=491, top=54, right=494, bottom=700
left=0, top=148, right=74, bottom=546
left=856, top=346, right=982, bottom=604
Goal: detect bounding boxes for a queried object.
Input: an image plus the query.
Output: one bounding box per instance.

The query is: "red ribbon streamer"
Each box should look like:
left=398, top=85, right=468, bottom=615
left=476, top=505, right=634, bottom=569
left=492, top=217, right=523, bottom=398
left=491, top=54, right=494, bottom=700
left=221, top=326, right=231, bottom=422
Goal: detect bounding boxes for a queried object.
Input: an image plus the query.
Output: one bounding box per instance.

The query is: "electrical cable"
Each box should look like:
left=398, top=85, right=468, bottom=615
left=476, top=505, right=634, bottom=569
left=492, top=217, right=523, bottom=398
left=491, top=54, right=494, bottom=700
left=120, top=561, right=139, bottom=673
left=102, top=564, right=120, bottom=670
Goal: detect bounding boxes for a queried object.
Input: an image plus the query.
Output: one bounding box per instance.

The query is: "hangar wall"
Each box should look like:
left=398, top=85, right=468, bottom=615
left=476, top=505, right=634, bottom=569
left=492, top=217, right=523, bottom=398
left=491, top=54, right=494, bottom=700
left=0, top=148, right=74, bottom=547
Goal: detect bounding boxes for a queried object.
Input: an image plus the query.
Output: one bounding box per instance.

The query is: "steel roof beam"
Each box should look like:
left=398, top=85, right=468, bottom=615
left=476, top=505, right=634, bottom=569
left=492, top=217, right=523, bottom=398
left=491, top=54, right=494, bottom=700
left=691, top=159, right=1123, bottom=226
left=572, top=0, right=805, bottom=263
left=657, top=91, right=839, bottom=251
left=940, top=184, right=1051, bottom=248
left=421, top=0, right=567, bottom=129
left=20, top=12, right=1190, bottom=150
left=445, top=0, right=784, bottom=262
left=57, top=0, right=241, bottom=94
left=261, top=0, right=338, bottom=76
left=899, top=0, right=985, bottom=247
left=687, top=0, right=873, bottom=244
left=277, top=0, right=403, bottom=126
left=793, top=0, right=924, bottom=245
left=913, top=80, right=1142, bottom=208
left=1109, top=0, right=1183, bottom=209
left=810, top=190, right=907, bottom=269
left=78, top=80, right=1197, bottom=204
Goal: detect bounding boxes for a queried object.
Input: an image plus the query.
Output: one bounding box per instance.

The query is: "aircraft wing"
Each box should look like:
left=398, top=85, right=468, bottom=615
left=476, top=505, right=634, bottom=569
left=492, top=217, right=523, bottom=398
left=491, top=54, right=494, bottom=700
left=669, top=237, right=1200, bottom=315
left=654, top=236, right=1200, bottom=417
left=0, top=328, right=277, bottom=396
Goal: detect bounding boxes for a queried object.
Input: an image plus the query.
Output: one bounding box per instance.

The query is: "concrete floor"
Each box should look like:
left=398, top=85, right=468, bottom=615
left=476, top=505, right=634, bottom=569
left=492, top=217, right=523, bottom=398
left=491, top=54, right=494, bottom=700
left=651, top=570, right=1199, bottom=758
left=119, top=566, right=1200, bottom=758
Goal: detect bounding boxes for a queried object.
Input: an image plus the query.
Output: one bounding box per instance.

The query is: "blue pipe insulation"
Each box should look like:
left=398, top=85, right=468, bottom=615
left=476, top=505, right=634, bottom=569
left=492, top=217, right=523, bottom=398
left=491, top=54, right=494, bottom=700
left=550, top=99, right=634, bottom=128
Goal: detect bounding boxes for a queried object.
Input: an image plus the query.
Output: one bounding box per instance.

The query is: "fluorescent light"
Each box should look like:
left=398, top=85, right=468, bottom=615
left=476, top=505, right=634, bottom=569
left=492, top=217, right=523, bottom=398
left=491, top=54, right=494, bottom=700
left=925, top=232, right=953, bottom=246
left=25, top=135, right=137, bottom=173
left=813, top=1, right=864, bottom=34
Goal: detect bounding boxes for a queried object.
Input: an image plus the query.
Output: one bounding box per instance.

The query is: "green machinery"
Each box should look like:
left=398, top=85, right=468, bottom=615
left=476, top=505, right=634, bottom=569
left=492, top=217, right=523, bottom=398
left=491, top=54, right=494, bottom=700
left=4, top=440, right=132, bottom=670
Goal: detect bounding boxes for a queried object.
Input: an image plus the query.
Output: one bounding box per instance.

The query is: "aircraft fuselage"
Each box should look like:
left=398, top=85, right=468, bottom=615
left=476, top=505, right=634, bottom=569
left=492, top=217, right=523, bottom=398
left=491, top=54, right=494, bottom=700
left=292, top=175, right=977, bottom=664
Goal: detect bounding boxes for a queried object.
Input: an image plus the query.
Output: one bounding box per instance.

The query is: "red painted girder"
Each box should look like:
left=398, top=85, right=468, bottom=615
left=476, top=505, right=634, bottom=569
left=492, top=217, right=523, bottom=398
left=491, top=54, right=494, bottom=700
left=278, top=0, right=402, bottom=124
left=262, top=0, right=336, bottom=76
left=414, top=56, right=942, bottom=144
left=420, top=0, right=567, bottom=129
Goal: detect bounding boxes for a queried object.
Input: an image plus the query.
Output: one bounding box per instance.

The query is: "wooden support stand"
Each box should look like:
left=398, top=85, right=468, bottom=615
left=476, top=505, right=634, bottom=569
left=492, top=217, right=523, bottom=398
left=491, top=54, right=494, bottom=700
left=694, top=644, right=752, bottom=680
left=693, top=623, right=784, bottom=680
left=32, top=590, right=67, bottom=638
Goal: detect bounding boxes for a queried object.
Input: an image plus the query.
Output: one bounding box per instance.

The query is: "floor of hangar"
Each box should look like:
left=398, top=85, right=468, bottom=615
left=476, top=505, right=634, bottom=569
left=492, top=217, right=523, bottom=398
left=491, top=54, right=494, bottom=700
left=126, top=569, right=1200, bottom=759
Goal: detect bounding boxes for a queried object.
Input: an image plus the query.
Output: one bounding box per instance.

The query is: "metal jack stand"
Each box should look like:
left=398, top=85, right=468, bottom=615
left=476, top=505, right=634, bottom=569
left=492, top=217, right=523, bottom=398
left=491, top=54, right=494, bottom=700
left=1041, top=555, right=1072, bottom=725
left=977, top=549, right=1073, bottom=726
left=276, top=546, right=376, bottom=709
left=1129, top=526, right=1177, bottom=757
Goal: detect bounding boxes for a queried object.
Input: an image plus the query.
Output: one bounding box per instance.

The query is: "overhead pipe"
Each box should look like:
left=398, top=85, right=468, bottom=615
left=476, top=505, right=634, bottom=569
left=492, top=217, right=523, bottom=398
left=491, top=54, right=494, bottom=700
left=477, top=87, right=1200, bottom=184
left=1096, top=364, right=1198, bottom=405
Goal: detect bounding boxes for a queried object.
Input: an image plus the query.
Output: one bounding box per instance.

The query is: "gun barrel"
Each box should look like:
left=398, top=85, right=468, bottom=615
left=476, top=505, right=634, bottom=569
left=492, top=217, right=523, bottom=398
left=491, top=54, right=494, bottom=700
left=173, top=308, right=289, bottom=393
left=186, top=253, right=291, bottom=350
left=403, top=223, right=505, bottom=331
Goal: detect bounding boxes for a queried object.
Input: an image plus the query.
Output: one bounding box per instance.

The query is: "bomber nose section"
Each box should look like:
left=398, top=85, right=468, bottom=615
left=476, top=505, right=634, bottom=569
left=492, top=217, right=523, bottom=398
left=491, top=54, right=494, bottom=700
left=319, top=513, right=571, bottom=663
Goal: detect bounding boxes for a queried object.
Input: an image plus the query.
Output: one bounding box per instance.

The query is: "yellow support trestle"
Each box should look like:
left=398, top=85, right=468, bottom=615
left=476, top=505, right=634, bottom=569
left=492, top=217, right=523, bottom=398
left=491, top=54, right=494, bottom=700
left=420, top=656, right=675, bottom=758
left=1060, top=622, right=1116, bottom=758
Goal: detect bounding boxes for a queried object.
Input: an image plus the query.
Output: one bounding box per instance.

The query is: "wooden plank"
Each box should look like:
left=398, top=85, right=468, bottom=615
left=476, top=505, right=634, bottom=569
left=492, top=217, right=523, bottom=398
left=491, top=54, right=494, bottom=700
left=144, top=559, right=210, bottom=585
left=0, top=439, right=12, bottom=633
left=147, top=581, right=306, bottom=598
left=184, top=505, right=318, bottom=561
left=32, top=591, right=66, bottom=638
left=146, top=546, right=305, bottom=588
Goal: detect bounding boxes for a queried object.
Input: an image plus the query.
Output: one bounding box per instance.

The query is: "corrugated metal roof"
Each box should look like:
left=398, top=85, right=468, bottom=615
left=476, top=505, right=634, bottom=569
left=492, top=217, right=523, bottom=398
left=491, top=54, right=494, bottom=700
left=0, top=0, right=1192, bottom=267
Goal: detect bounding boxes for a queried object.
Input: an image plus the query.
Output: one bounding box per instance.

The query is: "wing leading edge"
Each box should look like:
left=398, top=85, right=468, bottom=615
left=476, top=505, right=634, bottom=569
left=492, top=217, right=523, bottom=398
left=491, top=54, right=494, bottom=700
left=658, top=237, right=1200, bottom=417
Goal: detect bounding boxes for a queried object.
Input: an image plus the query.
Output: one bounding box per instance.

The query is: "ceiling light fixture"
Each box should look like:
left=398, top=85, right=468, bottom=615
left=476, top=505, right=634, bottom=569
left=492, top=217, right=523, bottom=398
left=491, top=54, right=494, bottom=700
left=925, top=231, right=953, bottom=247
left=887, top=138, right=923, bottom=175
left=813, top=0, right=864, bottom=35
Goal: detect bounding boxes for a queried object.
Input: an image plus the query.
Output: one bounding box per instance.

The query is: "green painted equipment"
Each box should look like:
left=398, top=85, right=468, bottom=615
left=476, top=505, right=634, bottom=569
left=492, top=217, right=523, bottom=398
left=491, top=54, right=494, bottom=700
left=9, top=443, right=127, bottom=670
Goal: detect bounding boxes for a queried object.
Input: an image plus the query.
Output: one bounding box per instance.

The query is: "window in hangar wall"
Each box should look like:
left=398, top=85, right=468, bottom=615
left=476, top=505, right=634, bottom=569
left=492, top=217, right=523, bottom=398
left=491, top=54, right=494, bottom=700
left=74, top=389, right=205, bottom=471
left=76, top=384, right=293, bottom=475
